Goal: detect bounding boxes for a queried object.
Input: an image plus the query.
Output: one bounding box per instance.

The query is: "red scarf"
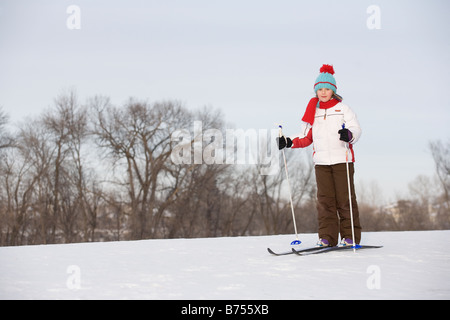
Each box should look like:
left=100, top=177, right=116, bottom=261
left=301, top=98, right=339, bottom=125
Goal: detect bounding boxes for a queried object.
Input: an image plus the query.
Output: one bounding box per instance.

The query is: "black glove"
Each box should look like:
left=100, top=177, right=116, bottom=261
left=276, top=136, right=292, bottom=150
left=338, top=128, right=353, bottom=143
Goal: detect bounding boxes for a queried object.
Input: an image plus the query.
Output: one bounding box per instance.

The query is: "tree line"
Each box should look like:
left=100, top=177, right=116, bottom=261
left=0, top=91, right=448, bottom=246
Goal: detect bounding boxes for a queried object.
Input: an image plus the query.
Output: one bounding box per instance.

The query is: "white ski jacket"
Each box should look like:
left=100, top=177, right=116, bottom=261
left=291, top=102, right=361, bottom=165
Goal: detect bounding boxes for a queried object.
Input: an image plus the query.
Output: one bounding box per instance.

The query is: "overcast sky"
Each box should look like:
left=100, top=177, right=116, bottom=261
left=0, top=0, right=449, bottom=202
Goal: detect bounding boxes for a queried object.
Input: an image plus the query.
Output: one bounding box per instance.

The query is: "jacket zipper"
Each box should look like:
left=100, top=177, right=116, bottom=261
left=324, top=109, right=327, bottom=120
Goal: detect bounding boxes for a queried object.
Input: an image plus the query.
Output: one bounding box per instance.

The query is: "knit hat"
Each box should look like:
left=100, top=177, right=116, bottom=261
left=314, top=64, right=337, bottom=93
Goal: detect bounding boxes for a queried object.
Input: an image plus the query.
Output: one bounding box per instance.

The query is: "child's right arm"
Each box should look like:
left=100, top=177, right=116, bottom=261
left=291, top=128, right=313, bottom=148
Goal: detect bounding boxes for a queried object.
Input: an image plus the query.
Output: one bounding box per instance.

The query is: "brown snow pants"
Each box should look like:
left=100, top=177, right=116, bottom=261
left=315, top=163, right=362, bottom=246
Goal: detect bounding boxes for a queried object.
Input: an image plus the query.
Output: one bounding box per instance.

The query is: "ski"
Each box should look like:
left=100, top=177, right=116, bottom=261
left=292, top=245, right=383, bottom=256
left=268, top=245, right=382, bottom=256
left=267, top=246, right=329, bottom=256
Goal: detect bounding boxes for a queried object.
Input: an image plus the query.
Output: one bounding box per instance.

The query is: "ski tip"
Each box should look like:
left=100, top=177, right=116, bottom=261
left=352, top=244, right=362, bottom=249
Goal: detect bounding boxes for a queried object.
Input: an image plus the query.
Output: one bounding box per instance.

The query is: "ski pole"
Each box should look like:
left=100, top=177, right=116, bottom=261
left=278, top=125, right=301, bottom=246
left=342, top=124, right=357, bottom=252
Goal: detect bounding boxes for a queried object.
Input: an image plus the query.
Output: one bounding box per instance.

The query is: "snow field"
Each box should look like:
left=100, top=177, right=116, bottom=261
left=0, top=230, right=449, bottom=300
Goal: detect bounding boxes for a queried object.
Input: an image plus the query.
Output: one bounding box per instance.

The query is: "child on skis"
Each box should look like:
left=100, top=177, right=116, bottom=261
left=277, top=64, right=362, bottom=247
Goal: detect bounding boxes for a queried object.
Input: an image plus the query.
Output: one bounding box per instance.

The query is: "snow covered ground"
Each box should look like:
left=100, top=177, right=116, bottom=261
left=0, top=230, right=449, bottom=300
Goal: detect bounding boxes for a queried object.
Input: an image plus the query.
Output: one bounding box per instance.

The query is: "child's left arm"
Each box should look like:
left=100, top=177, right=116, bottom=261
left=342, top=105, right=361, bottom=144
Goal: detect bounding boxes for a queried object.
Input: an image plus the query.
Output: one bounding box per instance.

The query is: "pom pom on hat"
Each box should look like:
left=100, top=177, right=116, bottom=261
left=314, top=64, right=337, bottom=93
left=320, top=64, right=335, bottom=75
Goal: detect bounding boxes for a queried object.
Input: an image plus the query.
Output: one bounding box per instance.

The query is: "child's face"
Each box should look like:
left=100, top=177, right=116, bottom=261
left=317, top=88, right=333, bottom=103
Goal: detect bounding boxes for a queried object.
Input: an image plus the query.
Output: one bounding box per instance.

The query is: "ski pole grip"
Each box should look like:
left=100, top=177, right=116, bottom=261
left=278, top=125, right=283, bottom=138
left=342, top=123, right=349, bottom=150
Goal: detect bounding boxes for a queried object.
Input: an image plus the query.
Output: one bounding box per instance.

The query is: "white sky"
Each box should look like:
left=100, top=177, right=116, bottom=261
left=1, top=0, right=449, bottom=202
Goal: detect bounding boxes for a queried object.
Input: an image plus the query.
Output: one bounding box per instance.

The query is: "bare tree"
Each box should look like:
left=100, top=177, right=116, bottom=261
left=40, top=91, right=97, bottom=243
left=0, top=91, right=102, bottom=245
left=430, top=140, right=450, bottom=202
left=429, top=139, right=450, bottom=228
left=91, top=99, right=197, bottom=239
left=0, top=107, right=14, bottom=150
